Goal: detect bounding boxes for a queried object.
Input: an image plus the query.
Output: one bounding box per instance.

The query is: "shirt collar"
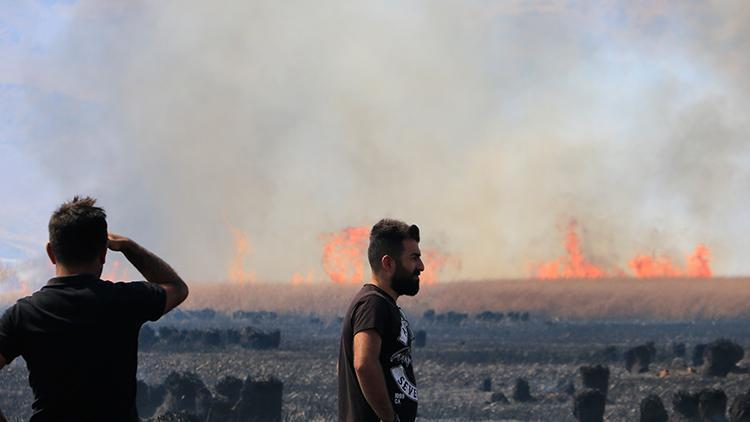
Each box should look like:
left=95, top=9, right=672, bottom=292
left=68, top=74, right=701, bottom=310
left=46, top=273, right=100, bottom=287
left=364, top=283, right=398, bottom=306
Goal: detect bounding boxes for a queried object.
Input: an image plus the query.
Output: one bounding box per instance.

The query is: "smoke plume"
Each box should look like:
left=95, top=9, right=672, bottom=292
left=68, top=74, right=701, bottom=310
left=4, top=1, right=750, bottom=283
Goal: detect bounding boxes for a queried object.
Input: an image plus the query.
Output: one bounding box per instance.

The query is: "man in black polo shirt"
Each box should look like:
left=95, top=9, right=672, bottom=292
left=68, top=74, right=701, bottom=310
left=339, top=219, right=424, bottom=422
left=0, top=196, right=189, bottom=421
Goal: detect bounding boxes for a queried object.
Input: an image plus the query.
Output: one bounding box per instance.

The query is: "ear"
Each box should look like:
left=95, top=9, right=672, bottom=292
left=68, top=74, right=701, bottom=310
left=46, top=242, right=57, bottom=265
left=380, top=255, right=395, bottom=275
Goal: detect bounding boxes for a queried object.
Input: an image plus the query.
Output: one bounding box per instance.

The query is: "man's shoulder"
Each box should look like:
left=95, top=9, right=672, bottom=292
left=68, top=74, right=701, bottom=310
left=109, top=281, right=166, bottom=302
left=108, top=280, right=164, bottom=293
left=352, top=287, right=394, bottom=309
left=9, top=292, right=42, bottom=311
left=0, top=291, right=53, bottom=324
left=109, top=280, right=148, bottom=289
left=349, top=289, right=400, bottom=323
left=0, top=301, right=19, bottom=321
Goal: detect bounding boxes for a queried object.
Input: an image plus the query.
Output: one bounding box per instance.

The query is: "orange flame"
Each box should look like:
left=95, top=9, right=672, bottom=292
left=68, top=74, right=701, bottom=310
left=290, top=271, right=314, bottom=286
left=629, top=244, right=712, bottom=278
left=535, top=220, right=606, bottom=279
left=628, top=255, right=682, bottom=277
left=533, top=219, right=712, bottom=279
left=321, top=225, right=453, bottom=285
left=687, top=244, right=712, bottom=277
left=420, top=250, right=449, bottom=285
left=321, top=226, right=369, bottom=284
left=102, top=259, right=131, bottom=281
left=228, top=227, right=254, bottom=284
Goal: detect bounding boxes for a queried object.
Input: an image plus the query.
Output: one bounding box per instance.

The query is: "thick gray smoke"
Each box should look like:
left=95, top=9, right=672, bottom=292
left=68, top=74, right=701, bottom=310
left=7, top=0, right=750, bottom=282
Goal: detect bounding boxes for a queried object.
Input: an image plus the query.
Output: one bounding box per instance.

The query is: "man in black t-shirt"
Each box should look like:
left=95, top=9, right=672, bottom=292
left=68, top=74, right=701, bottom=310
left=339, top=219, right=424, bottom=422
left=0, top=196, right=189, bottom=422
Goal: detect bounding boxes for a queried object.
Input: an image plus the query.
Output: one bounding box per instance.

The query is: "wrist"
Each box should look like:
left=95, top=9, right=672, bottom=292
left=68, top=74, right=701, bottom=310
left=120, top=239, right=138, bottom=254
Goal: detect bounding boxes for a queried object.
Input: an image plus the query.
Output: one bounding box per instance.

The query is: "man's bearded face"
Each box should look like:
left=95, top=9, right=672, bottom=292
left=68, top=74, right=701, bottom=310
left=391, top=258, right=420, bottom=296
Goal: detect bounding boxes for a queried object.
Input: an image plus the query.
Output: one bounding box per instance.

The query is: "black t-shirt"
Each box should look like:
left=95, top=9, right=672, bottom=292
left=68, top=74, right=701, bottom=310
left=0, top=273, right=166, bottom=422
left=338, top=284, right=418, bottom=422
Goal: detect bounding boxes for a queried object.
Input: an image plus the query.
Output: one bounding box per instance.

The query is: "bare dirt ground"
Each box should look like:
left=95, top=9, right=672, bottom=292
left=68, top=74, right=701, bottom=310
left=2, top=309, right=750, bottom=421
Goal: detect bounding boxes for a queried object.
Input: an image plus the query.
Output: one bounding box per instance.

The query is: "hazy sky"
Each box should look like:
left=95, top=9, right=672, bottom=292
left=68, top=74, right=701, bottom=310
left=1, top=0, right=749, bottom=286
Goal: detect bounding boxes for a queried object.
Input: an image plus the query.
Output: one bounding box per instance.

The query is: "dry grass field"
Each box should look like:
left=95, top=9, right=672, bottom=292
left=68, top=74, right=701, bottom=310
left=181, top=277, right=750, bottom=319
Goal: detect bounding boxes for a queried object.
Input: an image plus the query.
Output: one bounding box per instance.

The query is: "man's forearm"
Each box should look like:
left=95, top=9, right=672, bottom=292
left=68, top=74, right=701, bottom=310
left=356, top=362, right=396, bottom=422
left=121, top=241, right=184, bottom=287
left=108, top=233, right=188, bottom=314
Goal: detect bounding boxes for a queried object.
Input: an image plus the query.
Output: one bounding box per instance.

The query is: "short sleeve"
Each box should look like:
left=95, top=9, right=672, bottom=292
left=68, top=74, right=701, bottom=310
left=351, top=295, right=392, bottom=339
left=0, top=305, right=20, bottom=363
left=112, top=282, right=167, bottom=323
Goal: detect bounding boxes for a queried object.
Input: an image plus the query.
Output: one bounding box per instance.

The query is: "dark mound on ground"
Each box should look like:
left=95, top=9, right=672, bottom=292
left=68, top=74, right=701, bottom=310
left=139, top=326, right=281, bottom=351
left=673, top=390, right=700, bottom=421
left=580, top=365, right=609, bottom=396
left=414, top=330, right=426, bottom=348
left=703, top=339, right=744, bottom=377
left=640, top=394, right=668, bottom=422
left=233, top=376, right=283, bottom=422
left=573, top=389, right=606, bottom=422
left=625, top=343, right=656, bottom=373
left=139, top=372, right=283, bottom=422
left=730, top=390, right=750, bottom=422
left=155, top=372, right=213, bottom=420
left=693, top=344, right=707, bottom=367
left=475, top=311, right=504, bottom=322
left=699, top=388, right=728, bottom=422
left=513, top=378, right=533, bottom=402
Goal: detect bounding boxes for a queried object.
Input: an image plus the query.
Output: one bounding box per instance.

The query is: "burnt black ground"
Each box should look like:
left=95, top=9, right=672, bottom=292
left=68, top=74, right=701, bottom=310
left=2, top=312, right=750, bottom=421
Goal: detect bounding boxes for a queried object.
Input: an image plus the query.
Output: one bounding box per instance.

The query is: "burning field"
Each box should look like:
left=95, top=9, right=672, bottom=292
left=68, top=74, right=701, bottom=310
left=1, top=219, right=745, bottom=321
left=170, top=219, right=746, bottom=321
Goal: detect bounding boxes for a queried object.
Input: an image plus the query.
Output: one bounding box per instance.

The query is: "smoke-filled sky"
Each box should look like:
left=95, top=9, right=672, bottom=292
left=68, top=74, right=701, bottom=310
left=1, top=0, right=749, bottom=285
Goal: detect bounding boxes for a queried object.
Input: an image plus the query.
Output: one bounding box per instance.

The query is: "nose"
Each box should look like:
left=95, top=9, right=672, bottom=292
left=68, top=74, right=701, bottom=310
left=417, top=259, right=425, bottom=273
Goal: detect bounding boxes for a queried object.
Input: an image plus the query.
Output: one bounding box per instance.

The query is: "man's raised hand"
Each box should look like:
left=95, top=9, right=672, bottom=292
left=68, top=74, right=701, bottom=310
left=107, top=233, right=131, bottom=252
left=108, top=235, right=188, bottom=314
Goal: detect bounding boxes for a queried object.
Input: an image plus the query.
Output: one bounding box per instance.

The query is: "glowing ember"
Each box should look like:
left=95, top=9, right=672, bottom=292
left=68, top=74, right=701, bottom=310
left=533, top=219, right=713, bottom=279
left=321, top=226, right=369, bottom=284
left=228, top=227, right=254, bottom=284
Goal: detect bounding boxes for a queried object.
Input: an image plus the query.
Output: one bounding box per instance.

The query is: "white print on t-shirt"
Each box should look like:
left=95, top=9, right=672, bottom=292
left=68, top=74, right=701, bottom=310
left=390, top=346, right=412, bottom=367
left=398, top=310, right=410, bottom=346
left=390, top=365, right=418, bottom=402
left=394, top=392, right=405, bottom=404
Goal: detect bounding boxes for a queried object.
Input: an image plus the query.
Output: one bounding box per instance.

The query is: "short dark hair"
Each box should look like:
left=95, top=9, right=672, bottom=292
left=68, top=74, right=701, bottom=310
left=48, top=196, right=108, bottom=265
left=367, top=218, right=420, bottom=273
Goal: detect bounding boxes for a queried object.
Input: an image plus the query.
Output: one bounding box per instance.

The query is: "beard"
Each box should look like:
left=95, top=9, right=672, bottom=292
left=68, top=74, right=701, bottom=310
left=391, top=261, right=420, bottom=296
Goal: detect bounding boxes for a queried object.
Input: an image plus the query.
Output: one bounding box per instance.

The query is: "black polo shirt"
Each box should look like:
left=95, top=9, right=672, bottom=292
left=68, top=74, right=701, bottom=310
left=0, top=273, right=166, bottom=422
